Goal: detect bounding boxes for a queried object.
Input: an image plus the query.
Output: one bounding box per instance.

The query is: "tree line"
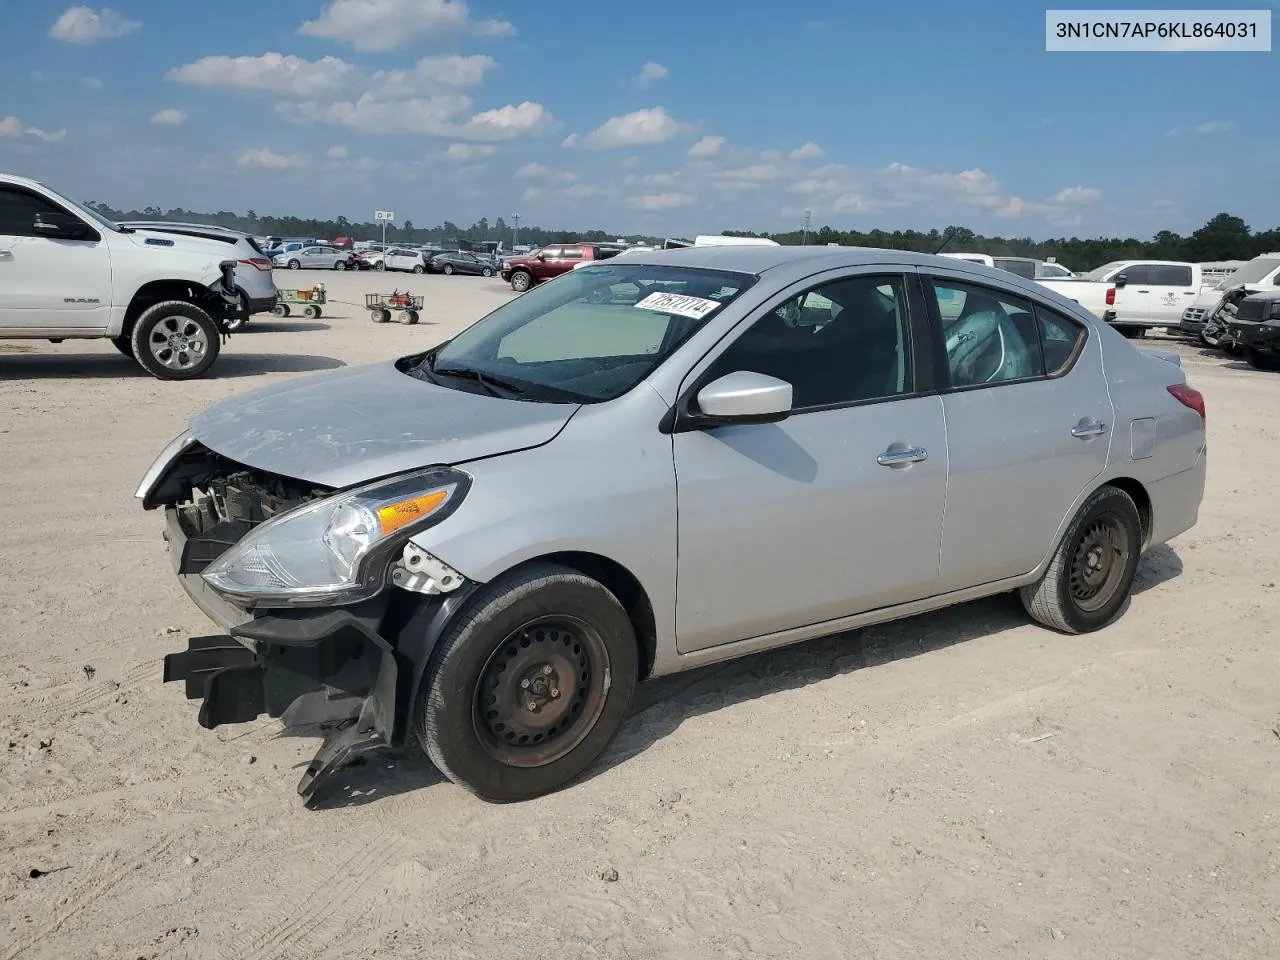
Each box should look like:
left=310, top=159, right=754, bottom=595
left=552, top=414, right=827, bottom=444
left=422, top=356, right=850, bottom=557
left=84, top=200, right=1277, bottom=271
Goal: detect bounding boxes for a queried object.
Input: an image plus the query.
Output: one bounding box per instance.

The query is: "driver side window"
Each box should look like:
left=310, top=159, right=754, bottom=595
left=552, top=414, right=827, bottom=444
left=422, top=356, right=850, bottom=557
left=0, top=186, right=65, bottom=238
left=704, top=274, right=914, bottom=410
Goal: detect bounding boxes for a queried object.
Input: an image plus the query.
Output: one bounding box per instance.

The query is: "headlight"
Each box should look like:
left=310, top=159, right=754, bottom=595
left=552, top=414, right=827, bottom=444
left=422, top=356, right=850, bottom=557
left=201, top=466, right=470, bottom=607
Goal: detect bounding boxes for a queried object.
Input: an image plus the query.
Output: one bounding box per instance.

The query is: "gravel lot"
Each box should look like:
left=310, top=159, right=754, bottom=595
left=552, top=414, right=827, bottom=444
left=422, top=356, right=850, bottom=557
left=2, top=271, right=1278, bottom=960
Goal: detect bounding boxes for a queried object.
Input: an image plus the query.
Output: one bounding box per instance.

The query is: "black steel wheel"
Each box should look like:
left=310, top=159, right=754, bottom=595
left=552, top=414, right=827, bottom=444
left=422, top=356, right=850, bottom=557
left=1020, top=486, right=1142, bottom=634
left=417, top=563, right=639, bottom=802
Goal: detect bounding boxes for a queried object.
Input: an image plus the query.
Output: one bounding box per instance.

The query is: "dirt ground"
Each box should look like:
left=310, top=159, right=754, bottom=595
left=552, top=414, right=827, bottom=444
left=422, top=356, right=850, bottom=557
left=1, top=272, right=1278, bottom=960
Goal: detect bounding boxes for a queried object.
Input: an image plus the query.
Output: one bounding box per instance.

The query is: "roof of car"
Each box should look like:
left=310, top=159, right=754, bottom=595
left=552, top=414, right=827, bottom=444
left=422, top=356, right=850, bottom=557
left=620, top=244, right=1023, bottom=275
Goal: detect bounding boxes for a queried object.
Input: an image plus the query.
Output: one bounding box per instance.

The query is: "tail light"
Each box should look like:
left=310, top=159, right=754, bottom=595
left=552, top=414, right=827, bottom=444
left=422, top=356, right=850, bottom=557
left=1167, top=383, right=1205, bottom=420
left=1105, top=287, right=1116, bottom=306
left=239, top=257, right=273, bottom=272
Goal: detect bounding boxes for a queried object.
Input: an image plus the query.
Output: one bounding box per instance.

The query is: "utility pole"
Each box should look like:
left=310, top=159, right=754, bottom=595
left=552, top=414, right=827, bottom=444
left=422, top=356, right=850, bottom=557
left=512, top=213, right=521, bottom=249
left=801, top=209, right=812, bottom=245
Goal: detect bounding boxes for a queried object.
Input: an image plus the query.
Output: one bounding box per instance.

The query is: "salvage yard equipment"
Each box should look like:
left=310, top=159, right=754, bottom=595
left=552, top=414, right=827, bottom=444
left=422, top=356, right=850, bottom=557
left=366, top=290, right=423, bottom=324
left=274, top=284, right=327, bottom=319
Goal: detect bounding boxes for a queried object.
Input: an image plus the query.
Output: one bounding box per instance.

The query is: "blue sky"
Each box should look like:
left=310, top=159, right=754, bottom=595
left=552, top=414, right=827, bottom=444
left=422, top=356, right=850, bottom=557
left=0, top=0, right=1276, bottom=237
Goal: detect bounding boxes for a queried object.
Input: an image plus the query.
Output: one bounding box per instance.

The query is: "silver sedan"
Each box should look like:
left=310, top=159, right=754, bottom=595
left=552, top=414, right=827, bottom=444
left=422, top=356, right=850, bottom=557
left=273, top=244, right=352, bottom=271
left=140, top=246, right=1206, bottom=804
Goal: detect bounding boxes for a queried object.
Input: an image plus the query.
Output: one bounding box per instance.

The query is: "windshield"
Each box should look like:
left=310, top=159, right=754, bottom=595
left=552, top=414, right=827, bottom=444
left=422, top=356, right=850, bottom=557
left=414, top=263, right=757, bottom=403
left=993, top=257, right=1037, bottom=279
left=1221, top=257, right=1280, bottom=288
left=1082, top=261, right=1128, bottom=282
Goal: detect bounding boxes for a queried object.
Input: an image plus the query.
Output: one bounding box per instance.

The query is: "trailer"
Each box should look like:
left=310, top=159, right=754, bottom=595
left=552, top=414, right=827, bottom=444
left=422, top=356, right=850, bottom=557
left=366, top=290, right=423, bottom=324
left=273, top=284, right=327, bottom=319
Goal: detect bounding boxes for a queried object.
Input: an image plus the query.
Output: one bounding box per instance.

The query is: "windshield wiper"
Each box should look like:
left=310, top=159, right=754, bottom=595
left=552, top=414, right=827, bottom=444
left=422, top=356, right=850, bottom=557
left=431, top=364, right=526, bottom=398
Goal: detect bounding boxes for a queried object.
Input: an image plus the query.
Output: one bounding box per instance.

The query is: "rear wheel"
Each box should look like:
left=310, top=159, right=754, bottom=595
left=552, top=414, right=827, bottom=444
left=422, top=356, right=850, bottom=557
left=443, top=264, right=454, bottom=276
left=273, top=303, right=290, bottom=317
left=413, top=264, right=426, bottom=274
left=1020, top=486, right=1142, bottom=634
left=1114, top=324, right=1144, bottom=339
left=304, top=304, right=322, bottom=319
left=371, top=309, right=389, bottom=323
left=375, top=261, right=386, bottom=272
left=334, top=260, right=347, bottom=271
left=417, top=563, right=639, bottom=802
left=406, top=310, right=420, bottom=325
left=129, top=301, right=221, bottom=381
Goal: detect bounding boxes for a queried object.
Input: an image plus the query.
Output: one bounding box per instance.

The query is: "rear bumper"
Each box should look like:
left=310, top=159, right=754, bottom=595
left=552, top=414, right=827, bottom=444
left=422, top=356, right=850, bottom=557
left=1147, top=446, right=1207, bottom=548
left=246, top=295, right=277, bottom=315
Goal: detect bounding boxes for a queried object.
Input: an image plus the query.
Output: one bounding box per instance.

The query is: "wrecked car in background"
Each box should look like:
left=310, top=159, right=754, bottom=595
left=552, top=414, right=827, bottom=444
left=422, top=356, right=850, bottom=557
left=138, top=246, right=1206, bottom=805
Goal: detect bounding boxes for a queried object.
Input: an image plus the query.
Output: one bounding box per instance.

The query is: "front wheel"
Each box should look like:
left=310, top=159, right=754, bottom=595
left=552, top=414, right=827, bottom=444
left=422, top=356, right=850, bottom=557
left=417, top=563, right=639, bottom=803
left=335, top=260, right=347, bottom=271
left=304, top=304, right=322, bottom=319
left=413, top=264, right=426, bottom=274
left=443, top=264, right=454, bottom=276
left=1020, top=486, right=1142, bottom=634
left=288, top=259, right=301, bottom=270
left=510, top=270, right=532, bottom=293
left=375, top=261, right=386, bottom=272
left=129, top=301, right=222, bottom=380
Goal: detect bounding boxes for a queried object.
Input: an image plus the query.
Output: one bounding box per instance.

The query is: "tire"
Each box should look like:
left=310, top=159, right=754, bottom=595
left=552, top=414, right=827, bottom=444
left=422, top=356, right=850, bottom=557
left=288, top=259, right=301, bottom=270
left=413, top=264, right=426, bottom=274
left=417, top=563, right=639, bottom=802
left=335, top=260, right=347, bottom=271
left=510, top=270, right=532, bottom=293
left=482, top=267, right=493, bottom=277
left=1114, top=324, right=1143, bottom=339
left=273, top=303, right=290, bottom=317
left=371, top=309, right=389, bottom=323
left=406, top=310, right=420, bottom=325
left=304, top=304, right=321, bottom=319
left=129, top=300, right=221, bottom=381
left=1020, top=486, right=1143, bottom=634
left=1246, top=347, right=1280, bottom=371
left=110, top=335, right=134, bottom=358
left=375, top=261, right=386, bottom=272
left=1223, top=341, right=1244, bottom=358
left=443, top=264, right=454, bottom=276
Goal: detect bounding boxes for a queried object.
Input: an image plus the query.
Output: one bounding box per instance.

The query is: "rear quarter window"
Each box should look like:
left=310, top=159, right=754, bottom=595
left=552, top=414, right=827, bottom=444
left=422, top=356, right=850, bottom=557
left=1034, top=304, right=1087, bottom=376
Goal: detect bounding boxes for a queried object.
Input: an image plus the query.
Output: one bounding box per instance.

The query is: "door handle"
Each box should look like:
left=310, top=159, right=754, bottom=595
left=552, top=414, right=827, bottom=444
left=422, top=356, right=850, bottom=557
left=1071, top=418, right=1108, bottom=438
left=877, top=445, right=928, bottom=467
left=1137, top=289, right=1150, bottom=293
left=0, top=249, right=12, bottom=261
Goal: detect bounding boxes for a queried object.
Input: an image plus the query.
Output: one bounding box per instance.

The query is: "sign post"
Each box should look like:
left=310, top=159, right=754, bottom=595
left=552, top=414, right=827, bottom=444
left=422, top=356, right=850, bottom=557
left=375, top=210, right=395, bottom=249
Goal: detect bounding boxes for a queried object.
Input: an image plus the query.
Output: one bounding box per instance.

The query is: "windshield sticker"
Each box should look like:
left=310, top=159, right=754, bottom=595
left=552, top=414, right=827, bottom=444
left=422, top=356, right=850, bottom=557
left=633, top=291, right=723, bottom=320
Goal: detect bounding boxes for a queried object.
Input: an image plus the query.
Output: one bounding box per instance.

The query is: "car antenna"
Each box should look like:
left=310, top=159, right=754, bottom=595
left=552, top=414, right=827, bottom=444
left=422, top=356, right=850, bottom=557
left=930, top=227, right=957, bottom=256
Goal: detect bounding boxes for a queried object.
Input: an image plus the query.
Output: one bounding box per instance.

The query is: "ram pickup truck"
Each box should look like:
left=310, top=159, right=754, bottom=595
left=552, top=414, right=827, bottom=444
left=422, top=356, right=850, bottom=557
left=0, top=173, right=245, bottom=379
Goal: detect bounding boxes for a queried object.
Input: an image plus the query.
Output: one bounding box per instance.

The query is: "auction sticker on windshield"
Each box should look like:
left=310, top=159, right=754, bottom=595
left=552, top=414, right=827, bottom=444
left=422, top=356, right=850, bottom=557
left=633, top=292, right=723, bottom=320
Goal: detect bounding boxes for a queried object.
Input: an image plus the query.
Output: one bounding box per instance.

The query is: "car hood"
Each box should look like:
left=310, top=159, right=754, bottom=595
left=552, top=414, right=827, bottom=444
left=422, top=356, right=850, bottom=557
left=189, top=360, right=580, bottom=488
left=126, top=229, right=237, bottom=262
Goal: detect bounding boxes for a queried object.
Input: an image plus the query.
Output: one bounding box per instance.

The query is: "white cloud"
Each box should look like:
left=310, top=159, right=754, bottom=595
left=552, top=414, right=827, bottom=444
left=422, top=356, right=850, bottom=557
left=0, top=116, right=66, bottom=142
left=237, top=147, right=309, bottom=170
left=326, top=144, right=349, bottom=158
left=1049, top=185, right=1101, bottom=204
left=688, top=135, right=724, bottom=158
left=516, top=162, right=578, bottom=183
left=279, top=94, right=551, bottom=142
left=789, top=141, right=824, bottom=160
left=573, top=107, right=696, bottom=148
left=300, top=0, right=514, bottom=52
left=80, top=76, right=105, bottom=90
left=169, top=53, right=356, bottom=98
left=368, top=54, right=496, bottom=95
left=628, top=192, right=693, bottom=211
left=445, top=142, right=496, bottom=159
left=562, top=133, right=581, bottom=148
left=150, top=108, right=186, bottom=125
left=637, top=61, right=668, bottom=87
left=49, top=6, right=139, bottom=44
left=1194, top=120, right=1234, bottom=135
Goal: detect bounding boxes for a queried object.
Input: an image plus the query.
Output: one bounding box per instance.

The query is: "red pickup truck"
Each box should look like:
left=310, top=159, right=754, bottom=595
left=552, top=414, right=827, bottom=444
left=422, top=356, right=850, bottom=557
left=500, top=243, right=621, bottom=292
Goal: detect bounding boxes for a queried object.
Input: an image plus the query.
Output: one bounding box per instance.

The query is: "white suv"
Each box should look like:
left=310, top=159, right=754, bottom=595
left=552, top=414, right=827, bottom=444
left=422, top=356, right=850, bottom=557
left=0, top=173, right=245, bottom=379
left=120, top=221, right=276, bottom=331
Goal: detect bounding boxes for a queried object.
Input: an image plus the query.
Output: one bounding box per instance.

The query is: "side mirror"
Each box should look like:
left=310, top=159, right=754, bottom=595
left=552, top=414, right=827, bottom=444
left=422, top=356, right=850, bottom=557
left=536, top=252, right=546, bottom=261
left=33, top=211, right=91, bottom=241
left=1267, top=301, right=1280, bottom=321
left=1113, top=273, right=1128, bottom=288
left=694, top=371, right=793, bottom=424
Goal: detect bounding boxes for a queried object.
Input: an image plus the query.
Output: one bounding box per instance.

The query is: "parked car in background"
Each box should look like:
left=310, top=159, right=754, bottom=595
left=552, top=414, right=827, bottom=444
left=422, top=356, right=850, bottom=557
left=1104, top=262, right=1206, bottom=335
left=430, top=251, right=497, bottom=276
left=142, top=245, right=1205, bottom=803
left=1035, top=261, right=1076, bottom=279
left=500, top=243, right=625, bottom=291
left=1180, top=253, right=1280, bottom=342
left=119, top=221, right=276, bottom=331
left=1223, top=289, right=1280, bottom=370
left=273, top=244, right=354, bottom=271
left=0, top=172, right=243, bottom=379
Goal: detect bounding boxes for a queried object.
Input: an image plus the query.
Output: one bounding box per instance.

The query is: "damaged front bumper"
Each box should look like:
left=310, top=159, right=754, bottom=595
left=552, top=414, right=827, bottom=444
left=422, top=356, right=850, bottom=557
left=159, top=501, right=475, bottom=805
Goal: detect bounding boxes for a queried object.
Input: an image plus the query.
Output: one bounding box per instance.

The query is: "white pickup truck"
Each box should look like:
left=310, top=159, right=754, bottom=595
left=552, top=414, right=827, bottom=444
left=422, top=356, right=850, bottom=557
left=1037, top=259, right=1207, bottom=336
left=0, top=173, right=246, bottom=379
